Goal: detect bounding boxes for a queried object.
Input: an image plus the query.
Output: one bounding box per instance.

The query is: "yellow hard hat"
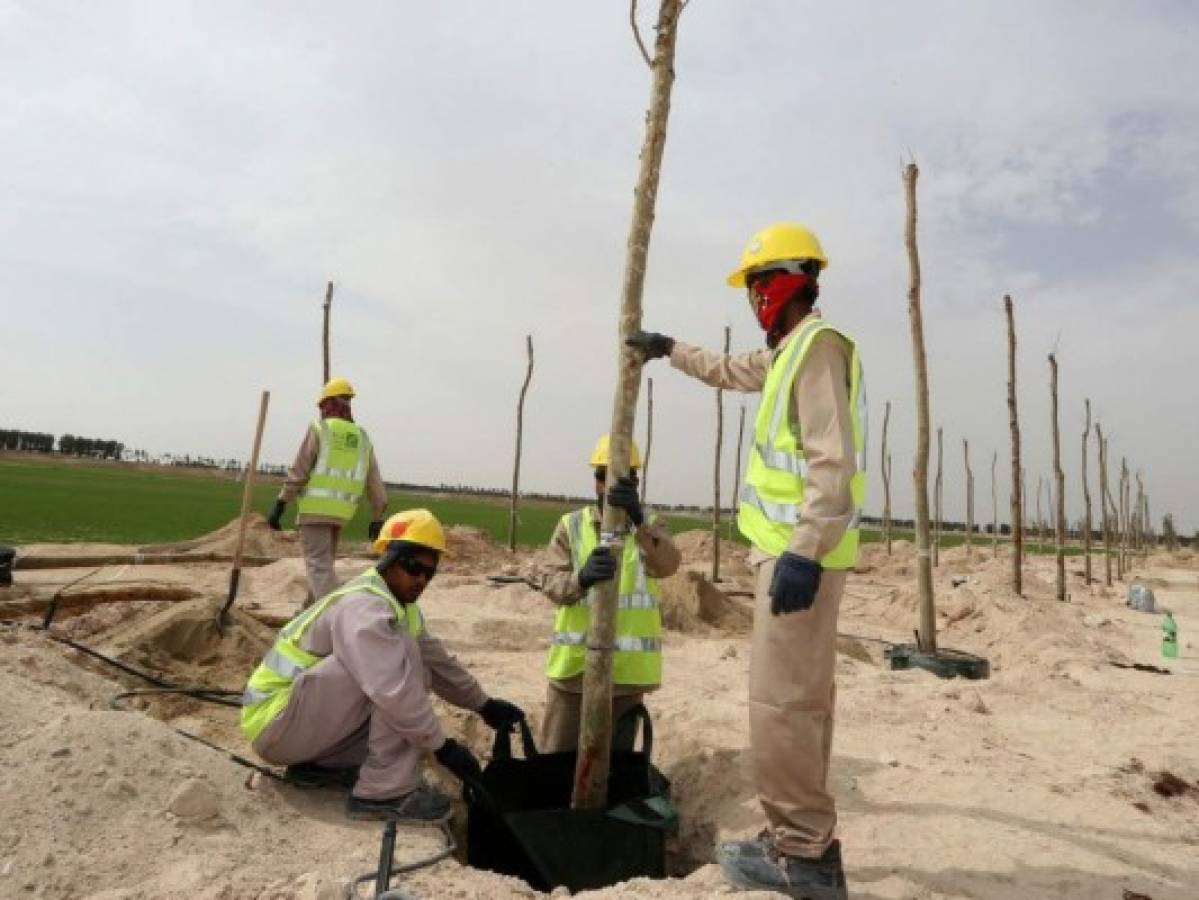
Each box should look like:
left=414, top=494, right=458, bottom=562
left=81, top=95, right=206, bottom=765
left=589, top=433, right=642, bottom=469
left=373, top=508, right=448, bottom=554
left=726, top=223, right=828, bottom=287
left=319, top=377, right=356, bottom=402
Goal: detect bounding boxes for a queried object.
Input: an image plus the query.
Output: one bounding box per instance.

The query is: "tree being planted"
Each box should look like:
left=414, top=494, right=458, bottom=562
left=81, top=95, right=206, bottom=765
left=1049, top=353, right=1066, bottom=601
left=1081, top=399, right=1093, bottom=585
left=1005, top=295, right=1023, bottom=594
left=508, top=335, right=535, bottom=551
left=881, top=400, right=893, bottom=555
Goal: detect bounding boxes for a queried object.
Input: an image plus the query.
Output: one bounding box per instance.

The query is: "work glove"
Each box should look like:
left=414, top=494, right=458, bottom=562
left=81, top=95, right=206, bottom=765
left=267, top=499, right=286, bottom=531
left=479, top=697, right=526, bottom=733
left=625, top=330, right=675, bottom=360
left=577, top=546, right=617, bottom=591
left=367, top=520, right=384, bottom=542
left=434, top=738, right=483, bottom=783
left=605, top=475, right=644, bottom=527
left=768, top=551, right=823, bottom=615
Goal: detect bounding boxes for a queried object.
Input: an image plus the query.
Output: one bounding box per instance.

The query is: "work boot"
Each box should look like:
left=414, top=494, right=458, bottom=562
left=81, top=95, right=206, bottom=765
left=284, top=762, right=359, bottom=790
left=718, top=834, right=847, bottom=900
left=346, top=785, right=452, bottom=824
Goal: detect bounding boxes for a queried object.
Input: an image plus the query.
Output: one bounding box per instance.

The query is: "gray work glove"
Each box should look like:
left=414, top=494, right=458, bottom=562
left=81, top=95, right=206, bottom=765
left=267, top=499, right=286, bottom=531
left=606, top=475, right=644, bottom=527
left=769, top=552, right=822, bottom=615
left=578, top=547, right=617, bottom=591
left=625, top=330, right=675, bottom=360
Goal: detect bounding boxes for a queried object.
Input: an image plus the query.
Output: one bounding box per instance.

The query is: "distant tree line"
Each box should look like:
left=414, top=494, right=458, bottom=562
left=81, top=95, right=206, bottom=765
left=0, top=429, right=56, bottom=453
left=57, top=434, right=125, bottom=459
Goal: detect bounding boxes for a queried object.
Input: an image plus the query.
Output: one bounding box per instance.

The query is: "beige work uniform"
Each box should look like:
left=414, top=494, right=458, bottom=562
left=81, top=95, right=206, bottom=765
left=534, top=510, right=681, bottom=752
left=252, top=589, right=487, bottom=800
left=671, top=310, right=856, bottom=859
left=277, top=423, right=389, bottom=600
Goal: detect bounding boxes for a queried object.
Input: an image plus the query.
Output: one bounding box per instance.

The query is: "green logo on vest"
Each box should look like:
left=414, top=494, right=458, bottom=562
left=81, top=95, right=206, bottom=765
left=345, top=433, right=359, bottom=449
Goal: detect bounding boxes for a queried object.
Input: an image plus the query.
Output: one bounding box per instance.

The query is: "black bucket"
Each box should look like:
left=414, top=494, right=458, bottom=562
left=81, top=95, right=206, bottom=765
left=0, top=545, right=13, bottom=587
left=465, top=705, right=677, bottom=893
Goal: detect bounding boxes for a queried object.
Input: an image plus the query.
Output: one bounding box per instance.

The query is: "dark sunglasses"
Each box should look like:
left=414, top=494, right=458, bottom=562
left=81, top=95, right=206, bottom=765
left=396, top=557, right=437, bottom=580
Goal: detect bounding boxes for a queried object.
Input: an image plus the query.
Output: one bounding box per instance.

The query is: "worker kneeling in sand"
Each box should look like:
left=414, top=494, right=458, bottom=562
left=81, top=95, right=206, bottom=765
left=533, top=434, right=681, bottom=752
left=267, top=377, right=389, bottom=603
left=241, top=509, right=526, bottom=822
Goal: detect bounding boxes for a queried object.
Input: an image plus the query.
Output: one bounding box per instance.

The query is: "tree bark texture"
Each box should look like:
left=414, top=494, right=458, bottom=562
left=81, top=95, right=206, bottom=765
left=1081, top=399, right=1093, bottom=585
left=1005, top=295, right=1023, bottom=595
left=903, top=163, right=936, bottom=652
left=508, top=335, right=535, bottom=552
left=1036, top=477, right=1044, bottom=555
left=574, top=0, right=683, bottom=811
left=641, top=377, right=654, bottom=504
left=881, top=400, right=893, bottom=555
left=712, top=326, right=729, bottom=581
left=1118, top=459, right=1129, bottom=578
left=1049, top=353, right=1066, bottom=601
left=963, top=437, right=974, bottom=557
left=321, top=281, right=334, bottom=384
left=1097, top=425, right=1112, bottom=586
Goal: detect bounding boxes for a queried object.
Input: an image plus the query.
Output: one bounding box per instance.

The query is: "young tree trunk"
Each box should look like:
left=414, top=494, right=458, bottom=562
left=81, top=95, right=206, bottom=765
left=321, top=281, right=334, bottom=383
left=991, top=451, right=999, bottom=558
left=712, top=326, right=730, bottom=582
left=881, top=400, right=893, bottom=555
left=1097, top=424, right=1112, bottom=586
left=1036, top=477, right=1044, bottom=555
left=1135, top=474, right=1146, bottom=559
left=641, top=377, right=653, bottom=504
left=1004, top=295, right=1023, bottom=595
left=1118, top=459, right=1129, bottom=578
left=1081, top=399, right=1093, bottom=585
left=963, top=437, right=974, bottom=557
left=1049, top=353, right=1066, bottom=601
left=508, top=335, right=535, bottom=552
left=731, top=402, right=746, bottom=539
left=934, top=425, right=943, bottom=567
left=903, top=162, right=936, bottom=652
left=575, top=0, right=683, bottom=811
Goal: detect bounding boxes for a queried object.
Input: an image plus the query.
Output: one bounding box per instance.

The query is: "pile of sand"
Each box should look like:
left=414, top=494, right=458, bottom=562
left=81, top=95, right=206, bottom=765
left=138, top=514, right=300, bottom=558
left=670, top=530, right=751, bottom=578
left=442, top=525, right=517, bottom=575
left=658, top=571, right=752, bottom=635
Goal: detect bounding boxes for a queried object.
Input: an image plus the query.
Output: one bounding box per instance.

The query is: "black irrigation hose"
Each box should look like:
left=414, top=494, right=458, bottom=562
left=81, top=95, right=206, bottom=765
left=110, top=686, right=242, bottom=709
left=348, top=822, right=456, bottom=900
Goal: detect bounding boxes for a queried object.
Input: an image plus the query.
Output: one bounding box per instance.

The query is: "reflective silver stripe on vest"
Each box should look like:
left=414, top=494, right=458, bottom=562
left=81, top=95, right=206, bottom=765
left=740, top=482, right=799, bottom=526
left=262, top=646, right=306, bottom=681
left=766, top=318, right=829, bottom=442
left=242, top=685, right=272, bottom=706
left=353, top=428, right=371, bottom=481
left=755, top=442, right=809, bottom=477
left=578, top=592, right=658, bottom=610
left=311, top=418, right=332, bottom=475
left=550, top=631, right=660, bottom=652
left=300, top=486, right=360, bottom=504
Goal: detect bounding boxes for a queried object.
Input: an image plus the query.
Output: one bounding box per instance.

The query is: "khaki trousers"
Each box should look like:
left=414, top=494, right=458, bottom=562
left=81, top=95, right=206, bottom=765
left=252, top=655, right=424, bottom=800
left=540, top=681, right=646, bottom=754
left=299, top=522, right=342, bottom=603
left=749, top=557, right=845, bottom=858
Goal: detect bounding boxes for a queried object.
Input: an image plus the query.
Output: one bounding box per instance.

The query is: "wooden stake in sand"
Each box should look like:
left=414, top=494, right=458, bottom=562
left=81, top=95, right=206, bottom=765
left=321, top=281, right=334, bottom=383
left=641, top=377, right=654, bottom=504
left=1049, top=353, right=1066, bottom=601
left=903, top=162, right=936, bottom=653
left=1005, top=295, right=1023, bottom=596
left=881, top=400, right=893, bottom=555
left=508, top=335, right=535, bottom=552
left=712, top=325, right=730, bottom=582
left=731, top=402, right=746, bottom=540
left=934, top=426, right=943, bottom=567
left=1081, top=399, right=1093, bottom=585
left=574, top=0, right=683, bottom=811
left=963, top=437, right=974, bottom=557
left=217, top=390, right=270, bottom=630
left=1097, top=424, right=1113, bottom=586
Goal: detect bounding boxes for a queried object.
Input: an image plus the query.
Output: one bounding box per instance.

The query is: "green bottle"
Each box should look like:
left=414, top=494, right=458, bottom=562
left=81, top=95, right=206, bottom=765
left=1162, top=612, right=1179, bottom=659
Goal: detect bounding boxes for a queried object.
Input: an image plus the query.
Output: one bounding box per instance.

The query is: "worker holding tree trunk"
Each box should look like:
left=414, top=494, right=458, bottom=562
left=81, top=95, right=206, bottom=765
left=533, top=434, right=681, bottom=752
left=242, top=509, right=527, bottom=822
left=267, top=377, right=388, bottom=603
left=629, top=223, right=864, bottom=900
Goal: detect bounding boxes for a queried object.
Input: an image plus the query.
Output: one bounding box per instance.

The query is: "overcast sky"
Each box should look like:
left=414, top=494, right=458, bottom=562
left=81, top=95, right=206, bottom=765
left=4, top=1, right=1197, bottom=532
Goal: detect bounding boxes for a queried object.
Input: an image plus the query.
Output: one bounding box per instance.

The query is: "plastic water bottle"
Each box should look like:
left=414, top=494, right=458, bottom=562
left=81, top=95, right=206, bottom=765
left=1162, top=612, right=1179, bottom=659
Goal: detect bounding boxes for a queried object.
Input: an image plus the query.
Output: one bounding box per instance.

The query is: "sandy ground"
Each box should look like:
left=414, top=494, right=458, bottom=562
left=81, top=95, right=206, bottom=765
left=1, top=524, right=1196, bottom=900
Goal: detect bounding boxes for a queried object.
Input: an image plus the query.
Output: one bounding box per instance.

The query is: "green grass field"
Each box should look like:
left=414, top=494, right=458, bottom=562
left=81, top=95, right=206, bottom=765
left=1, top=456, right=1081, bottom=554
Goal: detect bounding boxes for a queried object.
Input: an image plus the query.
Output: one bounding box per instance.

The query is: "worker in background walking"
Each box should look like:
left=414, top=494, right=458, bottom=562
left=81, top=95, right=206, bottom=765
left=268, top=377, right=388, bottom=603
left=629, top=223, right=864, bottom=900
left=533, top=434, right=681, bottom=752
left=242, top=509, right=527, bottom=822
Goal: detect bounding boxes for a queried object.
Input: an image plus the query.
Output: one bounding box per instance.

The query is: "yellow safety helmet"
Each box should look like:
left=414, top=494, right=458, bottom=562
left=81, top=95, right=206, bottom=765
left=319, top=377, right=356, bottom=402
left=589, top=433, right=642, bottom=469
left=373, top=509, right=449, bottom=555
left=726, top=223, right=828, bottom=287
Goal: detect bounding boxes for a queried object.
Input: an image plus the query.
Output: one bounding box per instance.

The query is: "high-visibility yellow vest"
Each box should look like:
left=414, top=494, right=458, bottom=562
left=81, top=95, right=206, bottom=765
left=737, top=317, right=867, bottom=568
left=296, top=417, right=372, bottom=521
left=240, top=568, right=423, bottom=741
left=544, top=508, right=663, bottom=686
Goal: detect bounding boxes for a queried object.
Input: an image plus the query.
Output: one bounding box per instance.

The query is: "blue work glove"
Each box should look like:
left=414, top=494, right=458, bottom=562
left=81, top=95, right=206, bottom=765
left=606, top=474, right=644, bottom=527
left=479, top=697, right=526, bottom=733
left=625, top=330, right=675, bottom=360
left=578, top=547, right=617, bottom=591
left=769, top=552, right=822, bottom=615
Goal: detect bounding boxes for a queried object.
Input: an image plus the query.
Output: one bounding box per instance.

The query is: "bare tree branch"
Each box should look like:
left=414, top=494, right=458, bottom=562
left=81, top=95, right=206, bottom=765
left=630, top=0, right=652, bottom=68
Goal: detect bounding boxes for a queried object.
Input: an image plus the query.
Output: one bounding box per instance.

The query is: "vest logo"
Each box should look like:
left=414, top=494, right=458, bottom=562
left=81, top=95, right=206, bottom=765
left=345, top=434, right=359, bottom=449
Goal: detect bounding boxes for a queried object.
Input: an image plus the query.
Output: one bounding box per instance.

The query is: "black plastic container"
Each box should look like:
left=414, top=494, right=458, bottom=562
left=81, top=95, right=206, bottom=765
left=465, top=706, right=677, bottom=893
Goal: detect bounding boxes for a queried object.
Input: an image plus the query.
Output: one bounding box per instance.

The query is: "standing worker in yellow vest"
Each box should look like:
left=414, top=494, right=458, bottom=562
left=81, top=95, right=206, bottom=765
left=629, top=223, right=864, bottom=900
left=242, top=509, right=527, bottom=822
left=267, top=377, right=389, bottom=602
left=533, top=435, right=681, bottom=752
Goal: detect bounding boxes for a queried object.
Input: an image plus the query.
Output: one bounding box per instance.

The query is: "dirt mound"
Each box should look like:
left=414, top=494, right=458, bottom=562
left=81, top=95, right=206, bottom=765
left=659, top=571, right=752, bottom=635
left=138, top=514, right=300, bottom=558
left=442, top=524, right=515, bottom=574
left=672, top=529, right=751, bottom=576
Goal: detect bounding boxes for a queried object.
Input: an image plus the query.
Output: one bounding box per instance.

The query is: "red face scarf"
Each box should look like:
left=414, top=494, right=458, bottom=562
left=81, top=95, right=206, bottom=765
left=750, top=272, right=812, bottom=343
left=319, top=397, right=354, bottom=421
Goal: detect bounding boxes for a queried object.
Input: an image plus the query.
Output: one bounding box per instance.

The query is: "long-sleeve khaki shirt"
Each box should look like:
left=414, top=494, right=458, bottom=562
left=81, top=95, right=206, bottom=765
left=534, top=506, right=681, bottom=694
left=300, top=590, right=487, bottom=751
left=669, top=310, right=856, bottom=564
left=277, top=422, right=389, bottom=527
